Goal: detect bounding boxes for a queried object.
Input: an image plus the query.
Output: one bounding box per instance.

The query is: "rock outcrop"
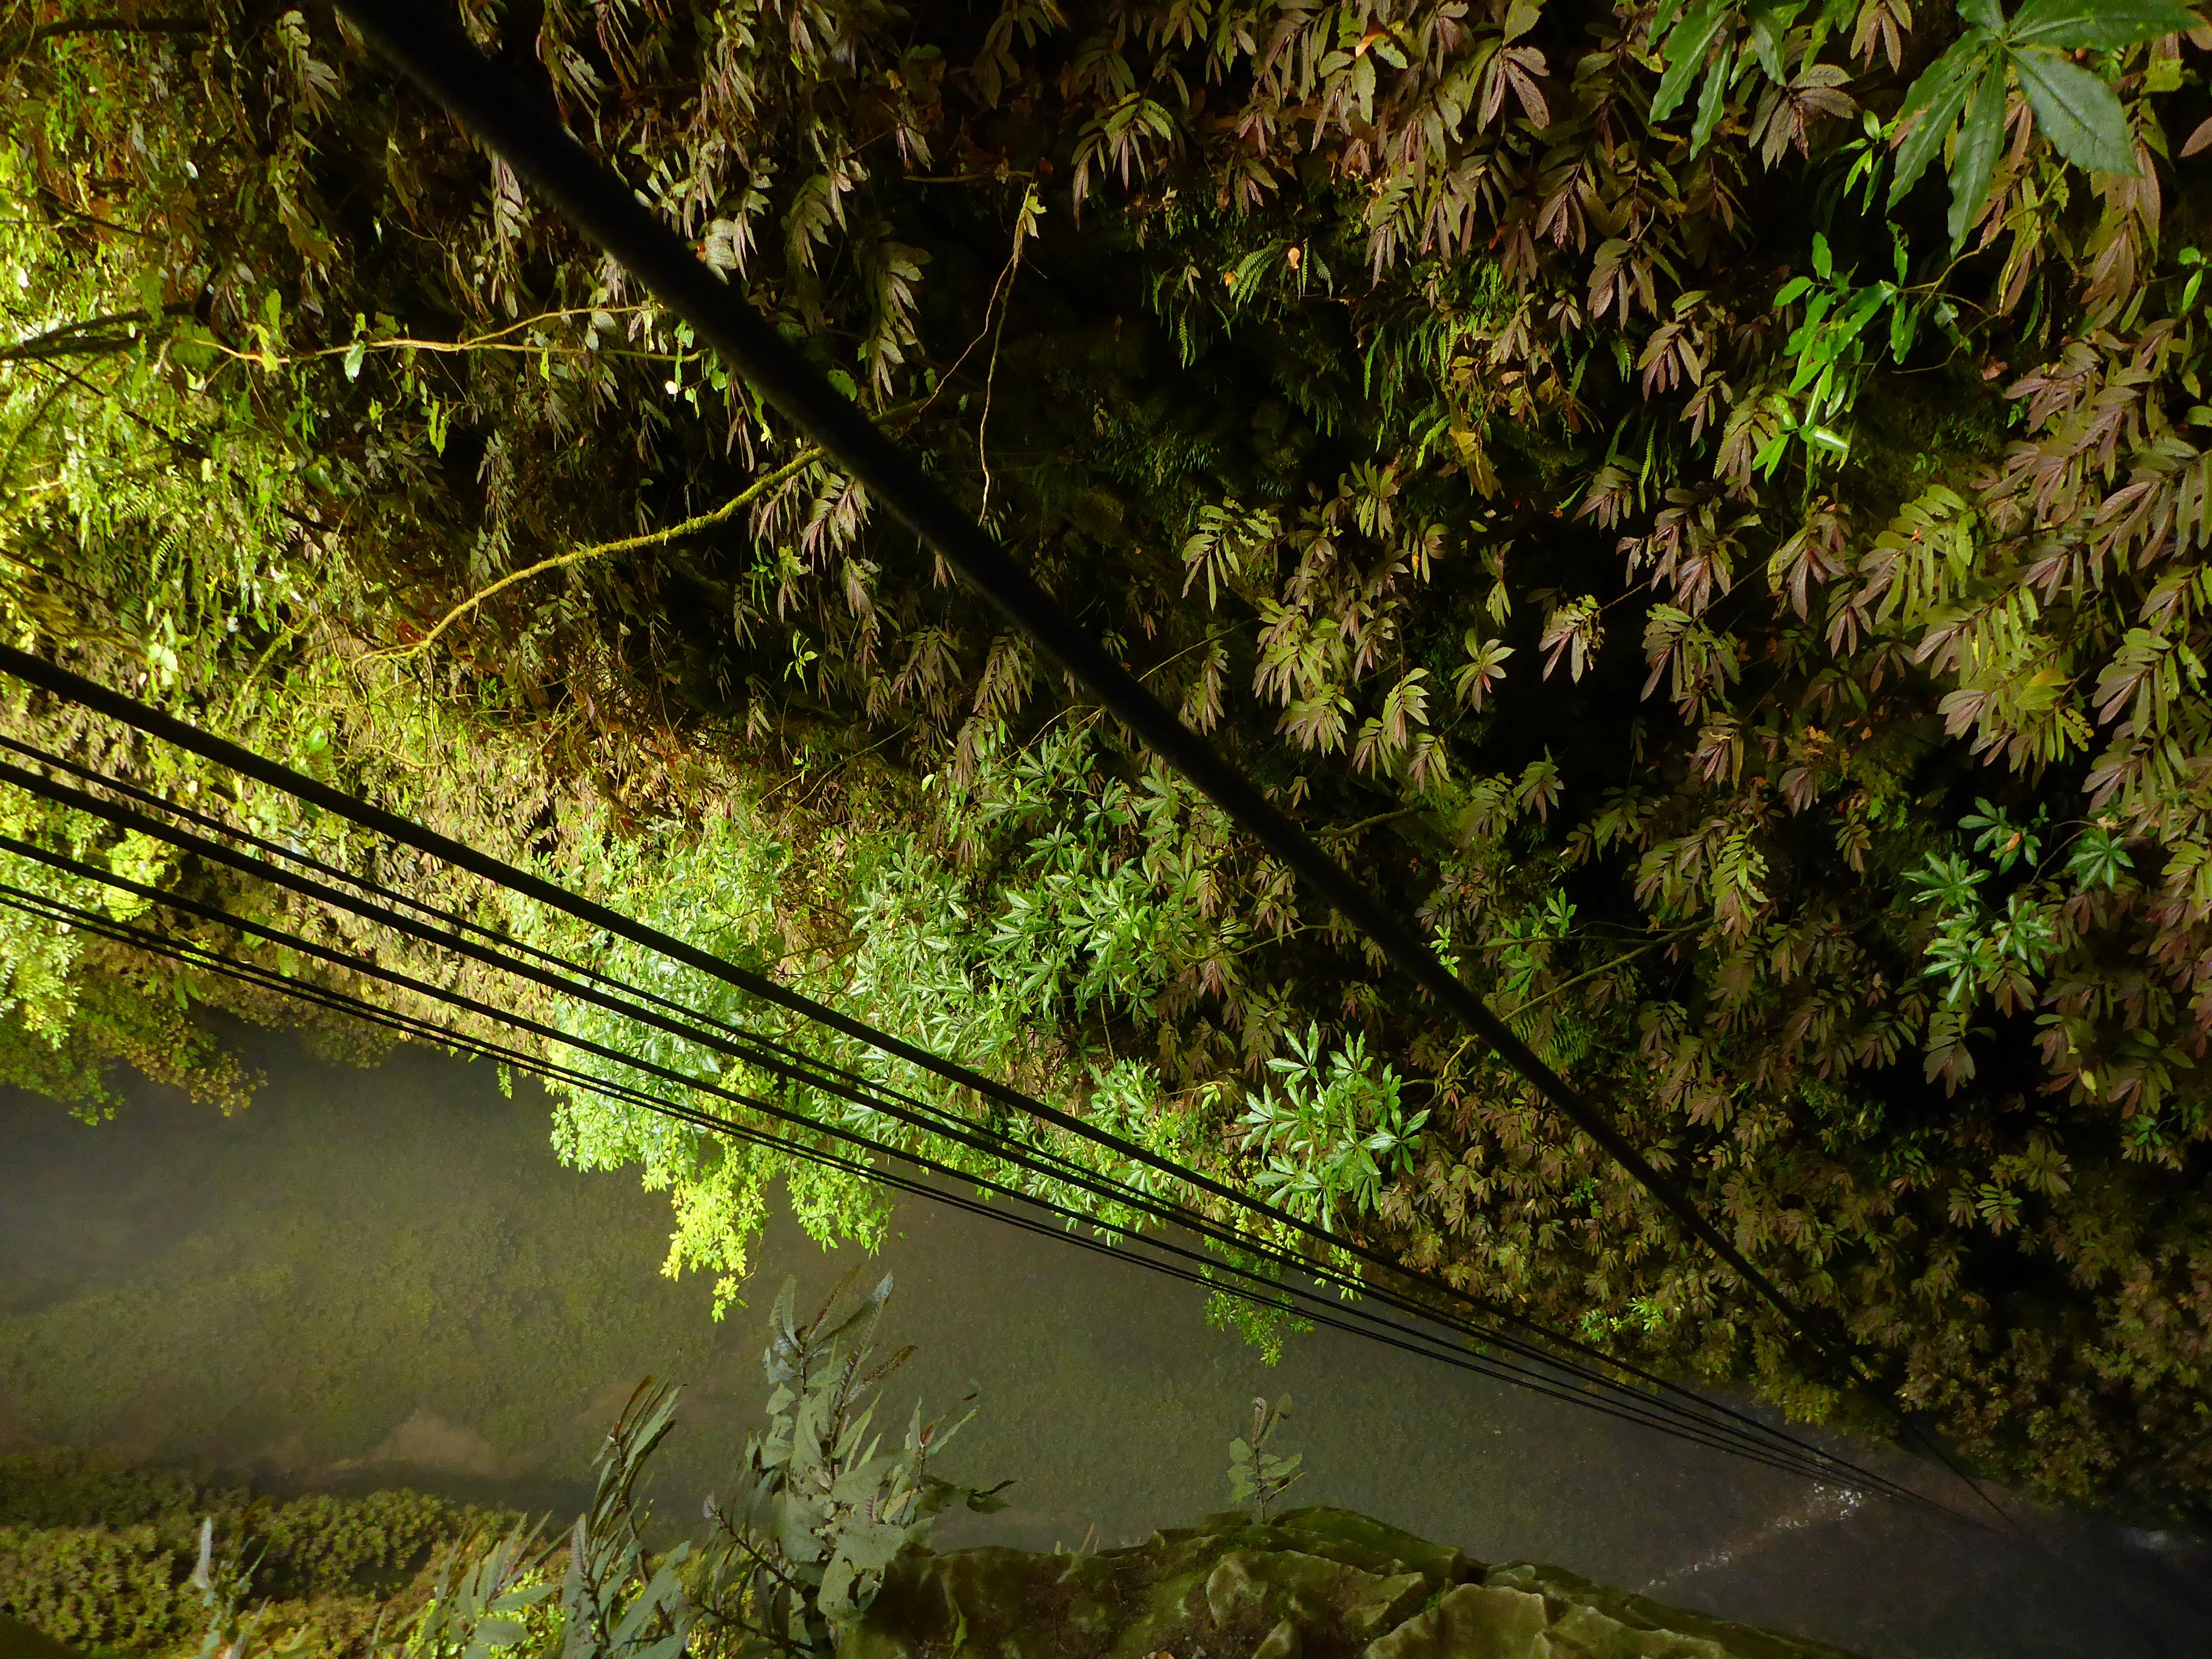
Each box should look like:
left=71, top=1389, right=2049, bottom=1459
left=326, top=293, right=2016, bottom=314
left=842, top=1508, right=1860, bottom=1659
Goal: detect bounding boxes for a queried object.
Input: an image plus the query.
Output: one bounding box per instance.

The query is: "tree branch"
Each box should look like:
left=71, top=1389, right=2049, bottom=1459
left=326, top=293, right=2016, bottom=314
left=0, top=309, right=167, bottom=364
left=383, top=447, right=821, bottom=662
left=1318, top=806, right=1421, bottom=841
left=1503, top=925, right=1702, bottom=1021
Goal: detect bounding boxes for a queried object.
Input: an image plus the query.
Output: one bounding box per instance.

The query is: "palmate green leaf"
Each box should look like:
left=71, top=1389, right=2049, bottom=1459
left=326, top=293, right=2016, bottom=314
left=2008, top=0, right=2199, bottom=49
left=2014, top=47, right=2138, bottom=173
left=1948, top=64, right=2013, bottom=245
left=1890, top=38, right=1994, bottom=206
left=1690, top=48, right=1732, bottom=151
left=1651, top=0, right=1731, bottom=121
left=2068, top=825, right=2136, bottom=889
left=1746, top=0, right=1806, bottom=82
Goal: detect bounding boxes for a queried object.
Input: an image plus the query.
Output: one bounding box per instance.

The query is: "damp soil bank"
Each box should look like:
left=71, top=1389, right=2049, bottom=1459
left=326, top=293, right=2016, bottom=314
left=1, top=1030, right=2204, bottom=1658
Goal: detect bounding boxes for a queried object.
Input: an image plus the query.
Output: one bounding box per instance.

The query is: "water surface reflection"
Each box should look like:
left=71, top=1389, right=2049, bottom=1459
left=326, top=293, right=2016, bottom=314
left=1, top=1033, right=2202, bottom=1657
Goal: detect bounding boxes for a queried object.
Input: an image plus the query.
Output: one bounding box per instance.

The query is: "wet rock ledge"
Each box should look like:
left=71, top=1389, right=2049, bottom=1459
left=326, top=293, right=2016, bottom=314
left=845, top=1507, right=1860, bottom=1659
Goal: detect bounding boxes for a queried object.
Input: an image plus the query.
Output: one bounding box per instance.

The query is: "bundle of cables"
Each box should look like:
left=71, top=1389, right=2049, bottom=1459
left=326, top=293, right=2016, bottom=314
left=0, top=645, right=1942, bottom=1513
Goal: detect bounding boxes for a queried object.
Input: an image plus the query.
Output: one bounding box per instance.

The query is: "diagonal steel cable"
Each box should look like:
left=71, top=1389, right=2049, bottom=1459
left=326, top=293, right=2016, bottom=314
left=325, top=0, right=1866, bottom=1392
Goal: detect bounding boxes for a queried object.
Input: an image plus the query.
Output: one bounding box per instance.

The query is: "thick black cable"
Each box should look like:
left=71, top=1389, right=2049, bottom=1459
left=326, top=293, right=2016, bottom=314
left=0, top=730, right=1919, bottom=1492
left=0, top=875, right=1930, bottom=1500
left=321, top=0, right=1854, bottom=1386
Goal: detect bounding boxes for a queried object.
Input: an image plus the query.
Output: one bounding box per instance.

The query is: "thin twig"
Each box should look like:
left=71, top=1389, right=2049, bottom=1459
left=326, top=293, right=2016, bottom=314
left=181, top=304, right=658, bottom=375
left=1504, top=925, right=1702, bottom=1021
left=1425, top=926, right=1701, bottom=1087
left=762, top=717, right=919, bottom=814
left=903, top=168, right=1039, bottom=185
left=977, top=186, right=1043, bottom=520
left=0, top=306, right=190, bottom=364
left=35, top=196, right=154, bottom=239
left=383, top=448, right=820, bottom=663
left=1319, top=805, right=1421, bottom=841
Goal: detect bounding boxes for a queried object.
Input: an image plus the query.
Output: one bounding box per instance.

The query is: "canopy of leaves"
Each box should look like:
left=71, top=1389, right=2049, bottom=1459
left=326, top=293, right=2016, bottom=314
left=5, top=0, right=2212, bottom=1508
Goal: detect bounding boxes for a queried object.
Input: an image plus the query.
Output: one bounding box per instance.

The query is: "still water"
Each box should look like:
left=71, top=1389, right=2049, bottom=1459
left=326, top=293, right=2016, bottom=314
left=1, top=1032, right=2204, bottom=1658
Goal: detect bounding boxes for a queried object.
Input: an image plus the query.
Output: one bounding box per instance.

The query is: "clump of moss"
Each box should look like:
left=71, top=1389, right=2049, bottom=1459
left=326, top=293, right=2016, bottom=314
left=0, top=1452, right=511, bottom=1658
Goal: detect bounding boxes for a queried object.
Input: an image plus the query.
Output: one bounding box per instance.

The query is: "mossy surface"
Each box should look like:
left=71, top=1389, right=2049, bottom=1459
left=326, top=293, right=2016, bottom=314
left=0, top=1449, right=509, bottom=1658
left=841, top=1508, right=1860, bottom=1659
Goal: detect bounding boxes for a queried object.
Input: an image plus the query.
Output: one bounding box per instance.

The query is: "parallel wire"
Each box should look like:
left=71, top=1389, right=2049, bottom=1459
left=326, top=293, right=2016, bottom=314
left=0, top=773, right=1879, bottom=1484
left=0, top=722, right=1951, bottom=1510
left=3, top=646, right=1578, bottom=1331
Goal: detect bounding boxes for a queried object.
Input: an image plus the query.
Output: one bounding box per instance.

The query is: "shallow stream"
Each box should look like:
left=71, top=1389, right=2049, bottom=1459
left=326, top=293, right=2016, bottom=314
left=1, top=1031, right=2204, bottom=1657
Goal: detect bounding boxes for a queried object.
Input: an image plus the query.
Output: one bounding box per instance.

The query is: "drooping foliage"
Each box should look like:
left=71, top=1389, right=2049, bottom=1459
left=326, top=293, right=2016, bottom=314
left=5, top=0, right=2212, bottom=1502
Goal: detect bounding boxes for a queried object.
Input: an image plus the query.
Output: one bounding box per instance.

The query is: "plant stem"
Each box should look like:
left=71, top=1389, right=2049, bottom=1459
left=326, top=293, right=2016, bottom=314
left=384, top=448, right=821, bottom=663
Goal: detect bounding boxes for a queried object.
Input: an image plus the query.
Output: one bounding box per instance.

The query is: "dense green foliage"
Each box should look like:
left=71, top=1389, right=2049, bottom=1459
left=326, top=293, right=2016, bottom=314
left=5, top=0, right=2212, bottom=1501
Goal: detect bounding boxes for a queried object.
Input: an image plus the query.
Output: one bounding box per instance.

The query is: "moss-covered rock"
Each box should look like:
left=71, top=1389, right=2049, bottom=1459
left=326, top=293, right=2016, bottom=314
left=840, top=1509, right=1860, bottom=1659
